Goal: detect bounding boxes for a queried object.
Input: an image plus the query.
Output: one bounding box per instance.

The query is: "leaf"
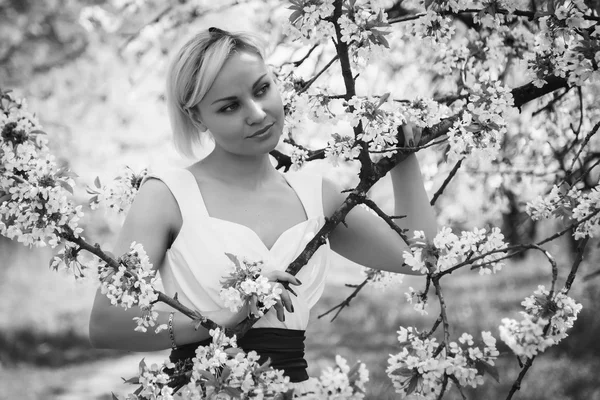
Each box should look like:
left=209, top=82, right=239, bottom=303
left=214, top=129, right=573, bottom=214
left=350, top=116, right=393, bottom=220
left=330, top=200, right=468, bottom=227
left=406, top=373, right=420, bottom=395
left=223, top=386, right=244, bottom=397
left=392, top=366, right=415, bottom=377
left=289, top=9, right=304, bottom=24
left=58, top=180, right=74, bottom=195
left=94, top=176, right=102, bottom=189
left=0, top=193, right=11, bottom=204
left=224, top=252, right=241, bottom=268
left=121, top=375, right=140, bottom=384
left=476, top=360, right=500, bottom=383
left=225, top=347, right=245, bottom=357
left=220, top=366, right=232, bottom=381
left=196, top=369, right=218, bottom=385
left=138, top=357, right=147, bottom=375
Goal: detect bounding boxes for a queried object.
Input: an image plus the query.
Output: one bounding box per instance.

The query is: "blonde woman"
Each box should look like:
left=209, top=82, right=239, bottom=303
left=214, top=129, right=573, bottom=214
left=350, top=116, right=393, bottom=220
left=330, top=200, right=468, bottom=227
left=89, top=27, right=437, bottom=385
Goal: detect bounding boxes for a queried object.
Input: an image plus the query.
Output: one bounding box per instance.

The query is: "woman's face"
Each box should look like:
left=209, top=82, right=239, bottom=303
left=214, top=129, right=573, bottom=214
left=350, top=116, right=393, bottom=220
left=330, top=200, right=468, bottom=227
left=195, top=50, right=284, bottom=156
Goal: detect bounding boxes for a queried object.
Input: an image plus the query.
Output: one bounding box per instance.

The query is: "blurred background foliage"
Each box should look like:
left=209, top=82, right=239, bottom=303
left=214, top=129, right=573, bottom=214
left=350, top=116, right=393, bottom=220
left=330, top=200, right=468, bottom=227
left=1, top=0, right=600, bottom=399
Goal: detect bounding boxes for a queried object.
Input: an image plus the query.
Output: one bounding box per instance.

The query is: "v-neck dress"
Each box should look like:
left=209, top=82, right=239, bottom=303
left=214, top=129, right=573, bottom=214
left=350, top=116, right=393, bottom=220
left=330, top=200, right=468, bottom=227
left=143, top=168, right=330, bottom=331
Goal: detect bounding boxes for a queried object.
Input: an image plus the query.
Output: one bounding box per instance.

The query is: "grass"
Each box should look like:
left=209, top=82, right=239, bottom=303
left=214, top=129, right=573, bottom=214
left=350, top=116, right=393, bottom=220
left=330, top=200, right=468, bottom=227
left=2, top=238, right=600, bottom=400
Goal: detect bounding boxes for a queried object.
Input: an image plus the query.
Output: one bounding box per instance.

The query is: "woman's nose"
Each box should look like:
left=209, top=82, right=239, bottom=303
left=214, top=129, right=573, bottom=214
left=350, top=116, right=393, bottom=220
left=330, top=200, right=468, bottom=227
left=246, top=100, right=267, bottom=125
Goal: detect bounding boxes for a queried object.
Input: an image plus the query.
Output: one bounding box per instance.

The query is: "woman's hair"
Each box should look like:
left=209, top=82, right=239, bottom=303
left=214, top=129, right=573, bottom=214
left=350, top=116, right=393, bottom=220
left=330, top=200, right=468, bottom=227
left=166, top=28, right=265, bottom=158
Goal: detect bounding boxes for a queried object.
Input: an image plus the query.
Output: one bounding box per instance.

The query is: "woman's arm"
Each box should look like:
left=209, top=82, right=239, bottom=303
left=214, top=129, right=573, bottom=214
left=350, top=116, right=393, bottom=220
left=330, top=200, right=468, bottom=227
left=88, top=178, right=210, bottom=351
left=325, top=154, right=437, bottom=275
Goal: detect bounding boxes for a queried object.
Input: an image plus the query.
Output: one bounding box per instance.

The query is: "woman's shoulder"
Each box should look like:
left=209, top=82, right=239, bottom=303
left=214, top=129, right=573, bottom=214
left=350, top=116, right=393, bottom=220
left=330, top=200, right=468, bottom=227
left=135, top=169, right=184, bottom=228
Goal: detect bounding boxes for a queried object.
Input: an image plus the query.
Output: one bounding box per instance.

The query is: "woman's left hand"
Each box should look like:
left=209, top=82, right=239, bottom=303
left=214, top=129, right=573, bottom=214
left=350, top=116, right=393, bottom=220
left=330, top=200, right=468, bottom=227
left=399, top=122, right=423, bottom=148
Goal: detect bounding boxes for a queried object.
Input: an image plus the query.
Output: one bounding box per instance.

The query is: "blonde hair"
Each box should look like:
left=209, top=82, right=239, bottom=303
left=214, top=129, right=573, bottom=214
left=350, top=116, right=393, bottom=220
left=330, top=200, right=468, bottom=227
left=166, top=29, right=265, bottom=159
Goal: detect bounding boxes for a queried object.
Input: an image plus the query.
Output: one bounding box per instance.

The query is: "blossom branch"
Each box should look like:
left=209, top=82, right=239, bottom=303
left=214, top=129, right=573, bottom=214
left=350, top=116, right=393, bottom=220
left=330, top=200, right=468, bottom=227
left=317, top=276, right=371, bottom=321
left=388, top=8, right=600, bottom=24
left=440, top=207, right=600, bottom=276
left=430, top=158, right=464, bottom=206
left=62, top=227, right=222, bottom=333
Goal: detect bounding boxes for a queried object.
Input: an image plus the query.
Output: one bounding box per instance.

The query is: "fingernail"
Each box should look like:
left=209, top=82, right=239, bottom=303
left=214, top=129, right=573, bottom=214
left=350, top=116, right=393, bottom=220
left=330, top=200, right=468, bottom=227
left=409, top=139, right=414, bottom=147
left=295, top=278, right=302, bottom=285
left=291, top=304, right=295, bottom=313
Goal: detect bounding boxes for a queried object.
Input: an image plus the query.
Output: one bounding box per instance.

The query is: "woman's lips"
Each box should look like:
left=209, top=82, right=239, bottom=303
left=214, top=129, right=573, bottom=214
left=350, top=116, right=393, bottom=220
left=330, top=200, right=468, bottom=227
left=248, top=123, right=274, bottom=138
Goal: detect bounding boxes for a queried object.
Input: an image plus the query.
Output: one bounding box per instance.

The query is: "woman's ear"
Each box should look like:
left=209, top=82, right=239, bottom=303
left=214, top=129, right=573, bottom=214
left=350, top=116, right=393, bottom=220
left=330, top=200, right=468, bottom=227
left=186, top=107, right=207, bottom=132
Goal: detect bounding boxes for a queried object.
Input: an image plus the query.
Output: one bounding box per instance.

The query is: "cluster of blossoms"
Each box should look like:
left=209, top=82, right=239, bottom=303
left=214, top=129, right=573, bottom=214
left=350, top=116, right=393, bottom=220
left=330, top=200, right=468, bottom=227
left=122, top=328, right=290, bottom=400
left=407, top=10, right=456, bottom=49
left=125, top=359, right=176, bottom=400
left=315, top=355, right=369, bottom=399
left=324, top=132, right=361, bottom=166
left=125, top=328, right=369, bottom=399
left=404, top=286, right=429, bottom=315
left=283, top=0, right=336, bottom=44
left=337, top=2, right=390, bottom=70
left=499, top=285, right=582, bottom=358
left=446, top=77, right=515, bottom=162
left=87, top=166, right=148, bottom=214
left=49, top=241, right=89, bottom=279
left=526, top=184, right=600, bottom=239
left=219, top=253, right=283, bottom=317
left=0, top=90, right=83, bottom=248
left=397, top=97, right=446, bottom=129
left=345, top=95, right=405, bottom=158
left=527, top=1, right=600, bottom=88
left=275, top=71, right=340, bottom=140
left=98, top=241, right=161, bottom=333
left=403, top=226, right=507, bottom=275
left=387, top=327, right=499, bottom=399
left=363, top=267, right=404, bottom=289
left=290, top=147, right=310, bottom=171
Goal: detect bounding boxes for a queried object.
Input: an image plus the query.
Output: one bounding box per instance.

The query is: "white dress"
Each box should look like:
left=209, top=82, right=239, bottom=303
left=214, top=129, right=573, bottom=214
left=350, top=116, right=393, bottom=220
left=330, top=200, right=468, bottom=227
left=143, top=169, right=330, bottom=394
left=142, top=168, right=330, bottom=330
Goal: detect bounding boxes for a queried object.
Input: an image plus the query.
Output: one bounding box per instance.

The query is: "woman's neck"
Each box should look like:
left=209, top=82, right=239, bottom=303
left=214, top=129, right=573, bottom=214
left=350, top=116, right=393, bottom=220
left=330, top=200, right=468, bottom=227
left=198, top=147, right=278, bottom=189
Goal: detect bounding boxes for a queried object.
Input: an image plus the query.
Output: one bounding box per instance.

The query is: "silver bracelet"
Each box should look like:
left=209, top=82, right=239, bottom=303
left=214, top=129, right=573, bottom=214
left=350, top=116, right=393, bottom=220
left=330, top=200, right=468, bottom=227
left=168, top=312, right=177, bottom=349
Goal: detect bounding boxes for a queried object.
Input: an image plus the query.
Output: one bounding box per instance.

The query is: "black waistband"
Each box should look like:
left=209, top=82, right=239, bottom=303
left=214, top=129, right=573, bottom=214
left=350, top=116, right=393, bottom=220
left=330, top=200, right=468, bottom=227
left=170, top=328, right=309, bottom=383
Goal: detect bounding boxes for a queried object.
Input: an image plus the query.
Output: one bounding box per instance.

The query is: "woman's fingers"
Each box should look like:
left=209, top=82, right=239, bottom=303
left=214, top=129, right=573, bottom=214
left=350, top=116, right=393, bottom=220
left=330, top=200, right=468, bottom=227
left=279, top=287, right=294, bottom=313
left=401, top=123, right=423, bottom=147
left=402, top=123, right=415, bottom=147
left=274, top=298, right=285, bottom=321
left=264, top=270, right=302, bottom=286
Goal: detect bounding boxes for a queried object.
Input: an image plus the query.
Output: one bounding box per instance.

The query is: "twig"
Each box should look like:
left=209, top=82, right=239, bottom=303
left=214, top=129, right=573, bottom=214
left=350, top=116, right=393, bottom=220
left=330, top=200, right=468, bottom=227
left=566, top=121, right=600, bottom=175
left=565, top=238, right=588, bottom=288
left=505, top=355, right=536, bottom=400
left=531, top=87, right=572, bottom=116
left=293, top=44, right=320, bottom=67
left=297, top=55, right=340, bottom=95
left=318, top=277, right=371, bottom=321
left=426, top=315, right=443, bottom=337
left=432, top=276, right=450, bottom=345
left=362, top=198, right=410, bottom=244
left=448, top=375, right=467, bottom=399
left=430, top=158, right=464, bottom=206
left=527, top=244, right=558, bottom=299
left=436, top=374, right=449, bottom=400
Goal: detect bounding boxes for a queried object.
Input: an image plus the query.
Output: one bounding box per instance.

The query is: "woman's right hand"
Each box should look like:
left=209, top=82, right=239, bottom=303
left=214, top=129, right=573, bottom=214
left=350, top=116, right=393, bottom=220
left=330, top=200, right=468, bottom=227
left=262, top=270, right=302, bottom=322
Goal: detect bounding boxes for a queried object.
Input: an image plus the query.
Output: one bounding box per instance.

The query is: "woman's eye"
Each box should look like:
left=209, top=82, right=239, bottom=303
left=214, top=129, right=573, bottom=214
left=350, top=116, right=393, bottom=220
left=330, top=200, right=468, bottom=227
left=220, top=103, right=238, bottom=113
left=255, top=83, right=270, bottom=96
